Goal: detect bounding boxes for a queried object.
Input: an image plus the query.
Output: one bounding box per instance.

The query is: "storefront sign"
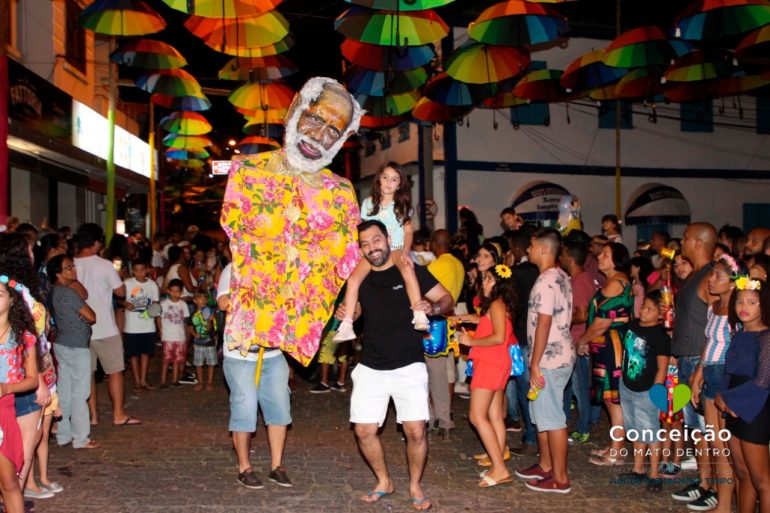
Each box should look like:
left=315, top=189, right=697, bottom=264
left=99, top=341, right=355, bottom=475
left=8, top=59, right=72, bottom=141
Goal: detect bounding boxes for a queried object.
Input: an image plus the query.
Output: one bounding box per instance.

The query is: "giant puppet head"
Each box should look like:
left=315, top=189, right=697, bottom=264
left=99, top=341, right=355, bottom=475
left=283, top=77, right=364, bottom=173
left=556, top=194, right=582, bottom=236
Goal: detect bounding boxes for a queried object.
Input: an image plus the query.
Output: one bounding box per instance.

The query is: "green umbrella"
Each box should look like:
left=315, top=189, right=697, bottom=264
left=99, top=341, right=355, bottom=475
left=335, top=7, right=449, bottom=46
left=110, top=39, right=187, bottom=69
left=355, top=91, right=420, bottom=116
left=163, top=133, right=213, bottom=149
left=136, top=69, right=203, bottom=96
left=160, top=111, right=213, bottom=135
left=344, top=0, right=455, bottom=10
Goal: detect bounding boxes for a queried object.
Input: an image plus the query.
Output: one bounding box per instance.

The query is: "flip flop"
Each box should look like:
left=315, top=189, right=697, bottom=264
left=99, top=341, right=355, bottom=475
left=479, top=475, right=513, bottom=488
left=74, top=439, right=101, bottom=449
left=361, top=490, right=393, bottom=503
left=410, top=496, right=432, bottom=511
left=113, top=417, right=142, bottom=426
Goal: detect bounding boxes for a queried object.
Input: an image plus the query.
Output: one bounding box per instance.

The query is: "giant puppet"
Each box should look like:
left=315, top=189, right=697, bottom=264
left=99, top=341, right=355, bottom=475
left=220, top=77, right=363, bottom=366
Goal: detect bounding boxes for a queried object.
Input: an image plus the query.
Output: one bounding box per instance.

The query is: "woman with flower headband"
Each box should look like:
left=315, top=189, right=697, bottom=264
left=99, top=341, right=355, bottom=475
left=457, top=263, right=517, bottom=488
left=688, top=254, right=743, bottom=512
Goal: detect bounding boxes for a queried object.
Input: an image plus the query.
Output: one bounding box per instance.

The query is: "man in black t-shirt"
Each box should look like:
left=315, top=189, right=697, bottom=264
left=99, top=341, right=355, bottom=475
left=336, top=220, right=452, bottom=511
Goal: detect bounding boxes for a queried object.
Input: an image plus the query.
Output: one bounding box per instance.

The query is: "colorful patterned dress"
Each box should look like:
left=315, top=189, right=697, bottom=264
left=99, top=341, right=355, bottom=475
left=220, top=151, right=361, bottom=366
left=588, top=280, right=634, bottom=404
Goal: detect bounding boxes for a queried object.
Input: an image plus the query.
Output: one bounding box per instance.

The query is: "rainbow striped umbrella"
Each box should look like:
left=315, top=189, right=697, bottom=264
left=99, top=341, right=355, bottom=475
left=162, top=0, right=281, bottom=19
left=675, top=0, right=770, bottom=41
left=613, top=68, right=666, bottom=99
left=110, top=39, right=187, bottom=69
left=423, top=72, right=496, bottom=106
left=561, top=49, right=628, bottom=93
left=185, top=11, right=290, bottom=51
left=735, top=25, right=770, bottom=68
left=237, top=136, right=281, bottom=154
left=207, top=35, right=294, bottom=57
left=344, top=0, right=455, bottom=10
left=163, top=133, right=213, bottom=149
left=242, top=121, right=284, bottom=137
left=360, top=114, right=408, bottom=129
left=446, top=42, right=530, bottom=84
left=152, top=93, right=212, bottom=111
left=335, top=7, right=449, bottom=46
left=242, top=108, right=288, bottom=125
left=355, top=91, right=420, bottom=116
left=136, top=68, right=202, bottom=96
left=411, top=96, right=472, bottom=123
left=513, top=69, right=567, bottom=102
left=663, top=49, right=736, bottom=82
left=341, top=39, right=435, bottom=71
left=160, top=111, right=213, bottom=135
left=468, top=0, right=567, bottom=47
left=228, top=82, right=295, bottom=110
left=481, top=89, right=529, bottom=108
left=218, top=55, right=297, bottom=81
left=603, top=26, right=691, bottom=69
left=79, top=0, right=166, bottom=36
left=345, top=66, right=428, bottom=95
left=165, top=148, right=211, bottom=159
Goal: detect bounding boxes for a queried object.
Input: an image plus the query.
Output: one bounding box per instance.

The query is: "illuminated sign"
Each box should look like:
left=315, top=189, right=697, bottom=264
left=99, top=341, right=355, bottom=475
left=211, top=160, right=232, bottom=176
left=72, top=101, right=152, bottom=178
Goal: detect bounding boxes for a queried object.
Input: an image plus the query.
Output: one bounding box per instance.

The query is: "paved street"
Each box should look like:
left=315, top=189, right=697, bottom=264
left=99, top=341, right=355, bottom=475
left=36, top=362, right=692, bottom=513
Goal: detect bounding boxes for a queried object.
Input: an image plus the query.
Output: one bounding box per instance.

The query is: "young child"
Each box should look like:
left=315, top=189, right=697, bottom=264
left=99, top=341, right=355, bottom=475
left=123, top=259, right=160, bottom=390
left=189, top=288, right=217, bottom=391
left=334, top=161, right=426, bottom=342
left=0, top=276, right=40, bottom=513
left=458, top=264, right=517, bottom=488
left=619, top=291, right=671, bottom=492
left=159, top=279, right=189, bottom=388
left=716, top=277, right=770, bottom=513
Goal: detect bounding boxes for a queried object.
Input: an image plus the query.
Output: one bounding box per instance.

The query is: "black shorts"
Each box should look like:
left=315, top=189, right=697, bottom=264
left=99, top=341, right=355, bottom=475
left=124, top=332, right=156, bottom=358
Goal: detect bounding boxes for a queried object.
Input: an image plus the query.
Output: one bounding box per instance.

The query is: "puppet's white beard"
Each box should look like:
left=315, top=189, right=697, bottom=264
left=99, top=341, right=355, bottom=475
left=283, top=111, right=347, bottom=173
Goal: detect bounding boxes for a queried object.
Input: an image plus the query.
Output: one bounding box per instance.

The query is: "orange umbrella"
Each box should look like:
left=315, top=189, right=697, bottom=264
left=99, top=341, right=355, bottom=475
left=184, top=11, right=289, bottom=52
left=228, top=82, right=295, bottom=111
left=162, top=0, right=282, bottom=19
left=206, top=35, right=294, bottom=57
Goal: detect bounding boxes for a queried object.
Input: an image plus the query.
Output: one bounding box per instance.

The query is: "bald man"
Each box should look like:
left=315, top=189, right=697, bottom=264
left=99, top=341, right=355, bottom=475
left=744, top=227, right=770, bottom=266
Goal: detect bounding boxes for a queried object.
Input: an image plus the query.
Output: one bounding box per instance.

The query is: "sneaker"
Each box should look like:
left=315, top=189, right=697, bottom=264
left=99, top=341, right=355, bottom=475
left=687, top=489, right=718, bottom=511
left=333, top=320, right=356, bottom=342
left=330, top=381, right=347, bottom=392
left=23, top=488, right=54, bottom=499
left=568, top=431, right=590, bottom=445
left=178, top=373, right=198, bottom=385
left=310, top=382, right=331, bottom=394
left=40, top=482, right=64, bottom=494
left=412, top=310, right=430, bottom=331
left=681, top=455, right=698, bottom=471
left=268, top=466, right=293, bottom=487
left=671, top=482, right=704, bottom=502
left=525, top=477, right=571, bottom=494
left=505, top=417, right=522, bottom=432
left=515, top=463, right=551, bottom=481
left=237, top=468, right=264, bottom=489
left=659, top=462, right=682, bottom=479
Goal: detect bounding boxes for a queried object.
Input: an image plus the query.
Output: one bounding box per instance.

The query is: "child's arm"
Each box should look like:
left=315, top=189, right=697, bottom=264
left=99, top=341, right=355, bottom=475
left=402, top=220, right=414, bottom=253
left=2, top=340, right=38, bottom=396
left=654, top=354, right=669, bottom=386
left=458, top=301, right=507, bottom=348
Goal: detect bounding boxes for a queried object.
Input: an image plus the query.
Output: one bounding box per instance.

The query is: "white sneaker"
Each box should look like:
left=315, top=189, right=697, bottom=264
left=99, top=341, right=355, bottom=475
left=681, top=456, right=697, bottom=471
left=454, top=382, right=469, bottom=395
left=333, top=320, right=356, bottom=342
left=412, top=310, right=430, bottom=331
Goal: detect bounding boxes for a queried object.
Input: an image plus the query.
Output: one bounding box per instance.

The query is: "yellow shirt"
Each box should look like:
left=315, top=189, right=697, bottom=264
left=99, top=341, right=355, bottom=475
left=428, top=253, right=465, bottom=304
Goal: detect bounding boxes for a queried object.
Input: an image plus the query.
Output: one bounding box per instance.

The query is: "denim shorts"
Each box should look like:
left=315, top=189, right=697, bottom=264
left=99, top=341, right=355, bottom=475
left=529, top=365, right=573, bottom=432
left=15, top=390, right=42, bottom=417
left=702, top=364, right=725, bottom=401
left=620, top=381, right=663, bottom=442
left=224, top=354, right=291, bottom=432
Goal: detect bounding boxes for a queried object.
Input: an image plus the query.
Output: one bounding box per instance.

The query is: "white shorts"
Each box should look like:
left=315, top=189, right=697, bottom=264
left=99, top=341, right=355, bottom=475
left=350, top=362, right=429, bottom=426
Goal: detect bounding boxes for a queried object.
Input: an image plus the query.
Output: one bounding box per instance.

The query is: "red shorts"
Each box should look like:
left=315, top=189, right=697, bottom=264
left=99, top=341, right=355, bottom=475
left=470, top=360, right=510, bottom=391
left=162, top=340, right=187, bottom=364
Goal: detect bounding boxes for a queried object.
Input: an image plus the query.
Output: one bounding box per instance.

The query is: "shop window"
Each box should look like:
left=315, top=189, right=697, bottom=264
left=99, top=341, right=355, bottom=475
left=65, top=0, right=87, bottom=74
left=758, top=97, right=770, bottom=135
left=680, top=101, right=713, bottom=132
left=599, top=100, right=633, bottom=129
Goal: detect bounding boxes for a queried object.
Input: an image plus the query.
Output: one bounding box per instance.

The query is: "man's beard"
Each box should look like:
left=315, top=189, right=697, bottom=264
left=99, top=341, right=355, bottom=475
left=364, top=246, right=390, bottom=267
left=283, top=107, right=347, bottom=174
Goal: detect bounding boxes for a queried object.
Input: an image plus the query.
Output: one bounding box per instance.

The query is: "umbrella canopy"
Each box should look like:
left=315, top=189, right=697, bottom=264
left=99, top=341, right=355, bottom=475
left=163, top=133, right=213, bottom=149
left=345, top=66, right=428, bottom=95
left=208, top=34, right=294, bottom=57
left=242, top=108, right=288, bottom=125
left=335, top=7, right=449, bottom=46
left=602, top=26, right=691, bottom=68
left=162, top=0, right=282, bottom=19
left=79, top=0, right=166, bottom=36
left=411, top=97, right=472, bottom=123
left=237, top=135, right=281, bottom=154
left=110, top=39, right=187, bottom=69
left=242, top=121, right=284, bottom=137
left=735, top=25, right=770, bottom=68
left=468, top=0, right=568, bottom=47
left=136, top=68, right=203, bottom=96
left=481, top=89, right=529, bottom=108
left=160, top=111, right=213, bottom=135
left=344, top=0, right=455, bottom=10
left=675, top=0, right=770, bottom=41
left=423, top=72, right=495, bottom=106
left=217, top=55, right=297, bottom=81
left=152, top=93, right=212, bottom=111
left=513, top=69, right=567, bottom=102
left=360, top=114, right=408, bottom=129
left=445, top=43, right=530, bottom=84
left=185, top=11, right=290, bottom=51
left=355, top=91, right=420, bottom=116
left=228, top=82, right=295, bottom=111
left=165, top=148, right=210, bottom=159
left=561, top=49, right=628, bottom=93
left=663, top=49, right=736, bottom=82
left=341, top=39, right=435, bottom=70
left=613, top=68, right=666, bottom=99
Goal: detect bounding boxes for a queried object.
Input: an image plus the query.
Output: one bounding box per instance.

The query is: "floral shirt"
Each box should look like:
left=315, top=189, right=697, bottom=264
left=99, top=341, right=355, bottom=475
left=0, top=330, right=36, bottom=385
left=220, top=151, right=361, bottom=366
left=527, top=267, right=575, bottom=370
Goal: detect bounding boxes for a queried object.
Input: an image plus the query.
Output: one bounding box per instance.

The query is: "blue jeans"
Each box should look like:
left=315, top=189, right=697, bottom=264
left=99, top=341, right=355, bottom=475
left=505, top=378, right=520, bottom=422
left=513, top=345, right=536, bottom=445
left=570, top=355, right=593, bottom=434
left=677, top=355, right=705, bottom=430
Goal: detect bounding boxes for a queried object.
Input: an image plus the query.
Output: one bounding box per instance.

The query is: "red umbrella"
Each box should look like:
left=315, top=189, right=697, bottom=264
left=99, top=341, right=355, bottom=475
left=513, top=69, right=567, bottom=102
left=411, top=97, right=472, bottom=123
left=360, top=114, right=407, bottom=129
left=613, top=68, right=666, bottom=99
left=602, top=26, right=691, bottom=68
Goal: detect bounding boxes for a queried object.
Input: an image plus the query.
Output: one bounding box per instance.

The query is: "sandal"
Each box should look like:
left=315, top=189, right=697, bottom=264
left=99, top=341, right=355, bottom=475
left=75, top=440, right=101, bottom=449
left=590, top=446, right=611, bottom=457
left=589, top=454, right=625, bottom=466
left=479, top=474, right=513, bottom=488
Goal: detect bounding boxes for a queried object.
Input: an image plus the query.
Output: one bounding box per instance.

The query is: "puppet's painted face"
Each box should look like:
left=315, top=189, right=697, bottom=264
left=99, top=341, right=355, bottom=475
left=284, top=86, right=354, bottom=173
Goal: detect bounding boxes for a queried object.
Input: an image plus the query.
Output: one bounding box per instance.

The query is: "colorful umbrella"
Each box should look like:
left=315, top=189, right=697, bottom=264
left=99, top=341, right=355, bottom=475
left=468, top=0, right=567, bottom=47
left=445, top=43, right=530, bottom=84
left=355, top=91, right=420, bottom=116
left=481, top=89, right=529, bottom=108
left=675, top=0, right=770, bottom=41
left=345, top=66, right=428, bottom=95
left=228, top=82, right=295, bottom=111
left=735, top=25, right=770, bottom=69
left=341, top=39, right=435, bottom=71
left=110, top=39, right=187, bottom=69
left=165, top=148, right=211, bottom=159
left=160, top=111, right=213, bottom=135
left=360, top=114, right=408, bottom=129
left=162, top=0, right=282, bottom=19
left=207, top=35, right=295, bottom=57
left=166, top=158, right=207, bottom=169
left=344, top=0, right=455, bottom=10
left=163, top=134, right=213, bottom=149
left=242, top=109, right=288, bottom=125
left=602, top=26, right=691, bottom=68
left=217, top=55, right=297, bottom=81
left=513, top=69, right=567, bottom=102
left=242, top=121, right=284, bottom=137
left=152, top=93, right=212, bottom=111
left=561, top=49, right=628, bottom=93
left=335, top=7, right=449, bottom=46
left=423, top=72, right=495, bottom=106
left=136, top=68, right=203, bottom=96
left=185, top=11, right=290, bottom=51
left=663, top=49, right=737, bottom=83
left=411, top=96, right=472, bottom=123
left=237, top=136, right=281, bottom=154
left=613, top=68, right=666, bottom=99
left=79, top=0, right=166, bottom=36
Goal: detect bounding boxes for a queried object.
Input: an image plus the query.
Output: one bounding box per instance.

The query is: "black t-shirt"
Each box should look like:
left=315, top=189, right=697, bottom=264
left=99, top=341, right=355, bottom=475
left=358, top=265, right=439, bottom=371
left=622, top=320, right=671, bottom=392
left=513, top=261, right=539, bottom=343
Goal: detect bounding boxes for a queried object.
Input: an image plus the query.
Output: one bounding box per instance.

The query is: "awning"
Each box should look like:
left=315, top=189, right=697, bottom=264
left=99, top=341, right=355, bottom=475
left=511, top=181, right=570, bottom=221
left=624, top=183, right=691, bottom=226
